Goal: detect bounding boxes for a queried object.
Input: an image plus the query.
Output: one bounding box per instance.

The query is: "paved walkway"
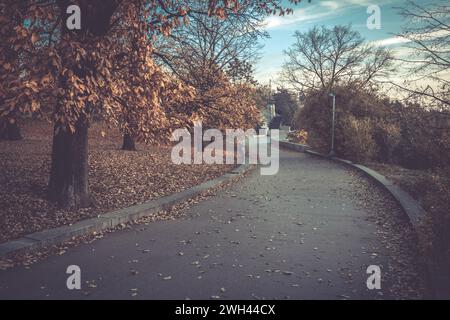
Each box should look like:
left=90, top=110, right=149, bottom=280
left=0, top=150, right=419, bottom=299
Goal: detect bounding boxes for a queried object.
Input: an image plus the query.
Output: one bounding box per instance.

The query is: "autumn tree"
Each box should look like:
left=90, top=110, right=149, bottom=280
left=0, top=1, right=33, bottom=140
left=192, top=65, right=261, bottom=130
left=226, top=59, right=258, bottom=85
left=153, top=1, right=273, bottom=132
left=0, top=0, right=300, bottom=209
left=107, top=3, right=195, bottom=151
left=281, top=25, right=394, bottom=93
left=253, top=84, right=273, bottom=110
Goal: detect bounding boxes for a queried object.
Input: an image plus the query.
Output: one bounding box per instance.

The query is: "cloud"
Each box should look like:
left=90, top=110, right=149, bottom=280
left=372, top=36, right=411, bottom=46
left=262, top=0, right=392, bottom=30
left=344, top=0, right=373, bottom=5
left=255, top=67, right=281, bottom=84
left=263, top=8, right=336, bottom=30
left=320, top=1, right=340, bottom=10
left=372, top=29, right=450, bottom=47
left=391, top=46, right=415, bottom=59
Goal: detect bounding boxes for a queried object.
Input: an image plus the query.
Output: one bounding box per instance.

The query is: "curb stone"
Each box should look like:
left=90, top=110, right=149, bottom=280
left=280, top=141, right=450, bottom=299
left=0, top=164, right=253, bottom=258
left=278, top=140, right=309, bottom=152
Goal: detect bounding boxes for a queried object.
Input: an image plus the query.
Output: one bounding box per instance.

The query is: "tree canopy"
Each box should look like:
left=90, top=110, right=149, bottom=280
left=0, top=0, right=303, bottom=208
left=281, top=24, right=394, bottom=93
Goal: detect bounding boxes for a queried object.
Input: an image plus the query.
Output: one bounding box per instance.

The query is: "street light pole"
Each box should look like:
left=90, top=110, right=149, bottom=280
left=328, top=93, right=336, bottom=157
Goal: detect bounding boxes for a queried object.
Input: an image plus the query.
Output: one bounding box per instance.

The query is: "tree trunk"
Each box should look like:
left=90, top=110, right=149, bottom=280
left=0, top=118, right=22, bottom=140
left=48, top=116, right=90, bottom=209
left=46, top=1, right=119, bottom=209
left=122, top=133, right=136, bottom=151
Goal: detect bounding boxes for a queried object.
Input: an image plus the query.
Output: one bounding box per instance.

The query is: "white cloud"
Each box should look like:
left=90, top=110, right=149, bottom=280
left=392, top=46, right=415, bottom=58
left=372, top=29, right=450, bottom=47
left=372, top=36, right=411, bottom=46
left=344, top=0, right=372, bottom=5
left=320, top=1, right=340, bottom=10
left=262, top=0, right=394, bottom=30
left=263, top=8, right=336, bottom=30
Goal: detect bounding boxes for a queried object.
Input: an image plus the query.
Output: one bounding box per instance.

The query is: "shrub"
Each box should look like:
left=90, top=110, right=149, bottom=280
left=292, top=85, right=449, bottom=168
left=373, top=121, right=402, bottom=163
left=287, top=129, right=308, bottom=144
left=292, top=86, right=384, bottom=161
left=336, top=115, right=378, bottom=161
left=392, top=106, right=450, bottom=169
left=192, top=69, right=261, bottom=131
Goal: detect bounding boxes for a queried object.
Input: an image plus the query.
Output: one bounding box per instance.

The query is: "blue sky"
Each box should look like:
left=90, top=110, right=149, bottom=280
left=255, top=0, right=430, bottom=84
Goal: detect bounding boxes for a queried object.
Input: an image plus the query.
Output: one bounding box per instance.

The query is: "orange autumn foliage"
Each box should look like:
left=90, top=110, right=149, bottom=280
left=1, top=0, right=296, bottom=138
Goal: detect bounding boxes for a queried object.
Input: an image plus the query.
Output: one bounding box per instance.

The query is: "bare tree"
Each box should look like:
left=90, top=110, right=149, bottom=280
left=281, top=25, right=394, bottom=93
left=153, top=0, right=269, bottom=91
left=392, top=0, right=450, bottom=109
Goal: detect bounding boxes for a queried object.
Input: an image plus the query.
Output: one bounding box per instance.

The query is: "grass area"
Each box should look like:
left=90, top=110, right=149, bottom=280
left=0, top=120, right=235, bottom=243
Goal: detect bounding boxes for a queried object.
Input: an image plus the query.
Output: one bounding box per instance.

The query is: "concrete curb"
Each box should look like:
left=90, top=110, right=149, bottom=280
left=0, top=164, right=253, bottom=258
left=280, top=141, right=450, bottom=299
left=278, top=140, right=309, bottom=153
left=305, top=151, right=426, bottom=229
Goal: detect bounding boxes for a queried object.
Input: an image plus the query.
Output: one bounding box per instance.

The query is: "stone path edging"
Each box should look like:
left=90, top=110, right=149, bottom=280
left=0, top=164, right=252, bottom=258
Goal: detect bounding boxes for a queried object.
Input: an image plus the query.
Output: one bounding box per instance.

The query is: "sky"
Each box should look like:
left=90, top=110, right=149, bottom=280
left=254, top=0, right=436, bottom=84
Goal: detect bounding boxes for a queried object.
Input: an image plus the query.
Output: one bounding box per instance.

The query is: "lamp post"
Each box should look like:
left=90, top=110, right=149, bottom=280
left=328, top=93, right=336, bottom=157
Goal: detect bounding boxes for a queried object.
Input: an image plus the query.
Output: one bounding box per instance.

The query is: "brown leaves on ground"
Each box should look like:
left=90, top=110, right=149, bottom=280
left=346, top=169, right=429, bottom=299
left=366, top=162, right=450, bottom=274
left=0, top=120, right=235, bottom=243
left=0, top=163, right=254, bottom=270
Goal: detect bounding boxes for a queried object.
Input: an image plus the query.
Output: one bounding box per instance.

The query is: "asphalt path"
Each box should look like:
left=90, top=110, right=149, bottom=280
left=0, top=149, right=424, bottom=299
